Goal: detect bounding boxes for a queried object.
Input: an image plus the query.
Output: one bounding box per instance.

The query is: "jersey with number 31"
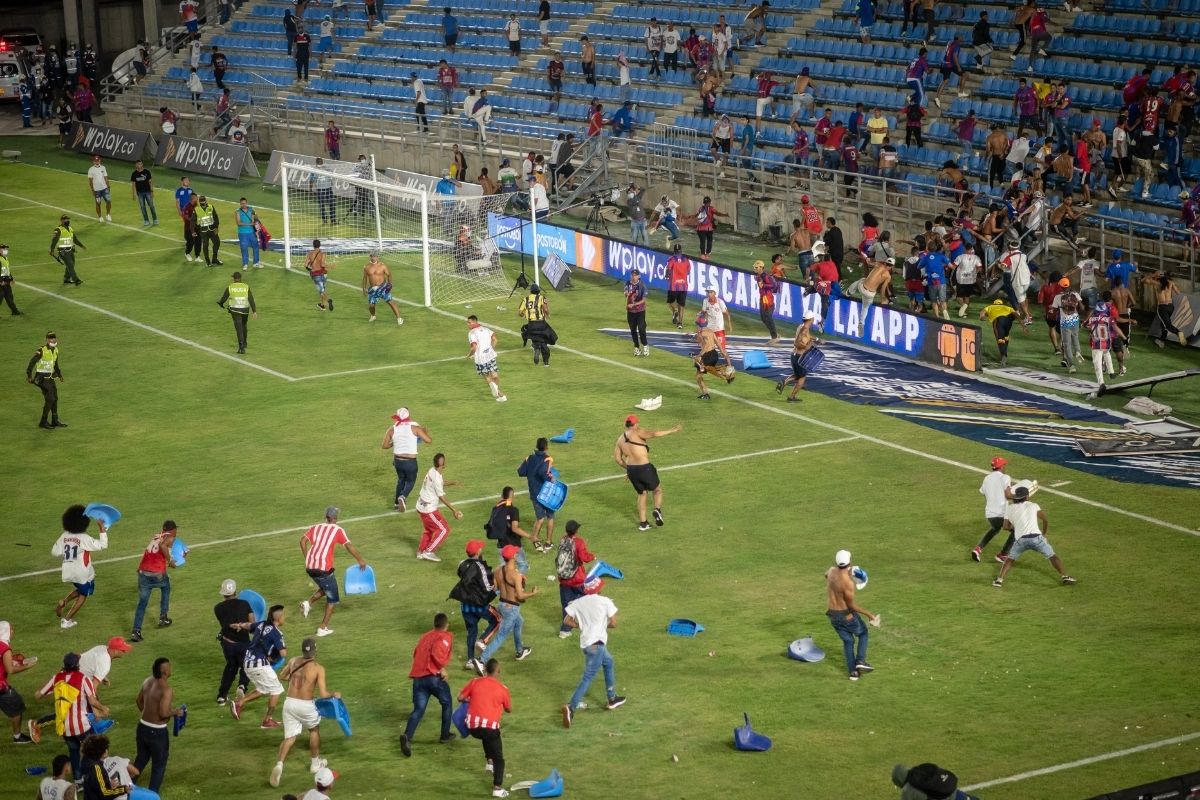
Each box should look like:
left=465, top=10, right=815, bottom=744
left=51, top=530, right=109, bottom=584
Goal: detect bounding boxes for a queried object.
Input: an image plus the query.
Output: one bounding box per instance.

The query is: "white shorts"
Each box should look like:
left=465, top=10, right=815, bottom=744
left=245, top=664, right=285, bottom=697
left=859, top=286, right=877, bottom=305
left=1011, top=277, right=1030, bottom=300
left=282, top=697, right=321, bottom=739
left=755, top=96, right=772, bottom=116
left=539, top=20, right=549, bottom=34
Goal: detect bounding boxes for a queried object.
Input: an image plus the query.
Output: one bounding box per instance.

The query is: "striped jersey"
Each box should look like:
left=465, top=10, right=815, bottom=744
left=51, top=530, right=109, bottom=584
left=303, top=523, right=349, bottom=572
left=37, top=670, right=95, bottom=737
left=459, top=675, right=511, bottom=730
left=244, top=621, right=285, bottom=669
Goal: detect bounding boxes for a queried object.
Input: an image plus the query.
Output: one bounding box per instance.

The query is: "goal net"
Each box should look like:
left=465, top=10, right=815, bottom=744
left=280, top=160, right=517, bottom=306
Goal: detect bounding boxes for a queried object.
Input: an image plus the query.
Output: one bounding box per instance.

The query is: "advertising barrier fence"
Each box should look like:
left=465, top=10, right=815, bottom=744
left=155, top=135, right=258, bottom=179
left=69, top=122, right=156, bottom=162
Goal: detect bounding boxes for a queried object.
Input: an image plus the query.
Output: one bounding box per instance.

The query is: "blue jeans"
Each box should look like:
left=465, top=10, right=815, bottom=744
left=137, top=192, right=158, bottom=223
left=630, top=219, right=648, bottom=245
left=393, top=457, right=418, bottom=504
left=1052, top=118, right=1070, bottom=152
left=132, top=571, right=171, bottom=632
left=403, top=674, right=452, bottom=740
left=462, top=604, right=500, bottom=658
left=441, top=87, right=454, bottom=114
left=1001, top=273, right=1021, bottom=310
left=480, top=602, right=524, bottom=661
left=827, top=610, right=868, bottom=674
left=659, top=218, right=679, bottom=240
left=558, top=583, right=584, bottom=634
left=568, top=642, right=615, bottom=710
left=237, top=230, right=259, bottom=266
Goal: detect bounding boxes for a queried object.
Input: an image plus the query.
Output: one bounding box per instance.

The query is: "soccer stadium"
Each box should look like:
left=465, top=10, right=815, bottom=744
left=0, top=0, right=1198, bottom=798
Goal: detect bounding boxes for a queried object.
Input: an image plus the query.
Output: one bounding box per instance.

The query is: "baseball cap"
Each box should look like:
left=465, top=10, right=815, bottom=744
left=812, top=241, right=827, bottom=253
left=625, top=414, right=639, bottom=426
left=1113, top=248, right=1123, bottom=258
left=314, top=768, right=338, bottom=788
left=220, top=578, right=237, bottom=596
left=991, top=456, right=1008, bottom=469
left=835, top=550, right=852, bottom=568
left=1012, top=486, right=1030, bottom=502
left=801, top=195, right=810, bottom=204
left=501, top=545, right=521, bottom=561
left=565, top=520, right=582, bottom=534
left=707, top=284, right=718, bottom=293
left=107, top=636, right=133, bottom=653
left=302, top=637, right=318, bottom=656
left=394, top=407, right=411, bottom=422
left=885, top=257, right=896, bottom=265
left=1058, top=277, right=1070, bottom=288
left=162, top=520, right=177, bottom=531
left=465, top=539, right=485, bottom=556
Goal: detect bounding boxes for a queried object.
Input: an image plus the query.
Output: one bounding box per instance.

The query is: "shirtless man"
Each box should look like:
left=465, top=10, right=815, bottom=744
left=692, top=314, right=733, bottom=400
left=269, top=637, right=338, bottom=788
left=134, top=657, right=186, bottom=794
left=825, top=550, right=878, bottom=682
left=787, top=217, right=814, bottom=271
left=477, top=545, right=540, bottom=669
left=1151, top=271, right=1188, bottom=347
left=855, top=258, right=894, bottom=336
left=613, top=415, right=683, bottom=531
left=791, top=69, right=815, bottom=122
left=984, top=124, right=1010, bottom=189
left=360, top=251, right=403, bottom=325
left=776, top=310, right=819, bottom=401
left=1107, top=285, right=1136, bottom=375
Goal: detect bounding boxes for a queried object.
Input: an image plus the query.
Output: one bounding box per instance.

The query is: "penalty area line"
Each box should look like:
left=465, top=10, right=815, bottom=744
left=0, top=436, right=852, bottom=583
left=294, top=349, right=523, bottom=381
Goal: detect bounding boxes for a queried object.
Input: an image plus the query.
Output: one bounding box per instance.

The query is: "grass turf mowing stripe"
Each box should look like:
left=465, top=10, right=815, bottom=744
left=294, top=349, right=524, bottom=380
left=0, top=436, right=853, bottom=582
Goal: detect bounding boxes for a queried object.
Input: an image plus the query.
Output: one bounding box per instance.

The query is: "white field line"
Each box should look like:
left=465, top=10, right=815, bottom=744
left=294, top=349, right=522, bottom=381
left=0, top=437, right=852, bottom=583
left=963, top=731, right=1200, bottom=791
left=15, top=282, right=298, bottom=382
left=17, top=246, right=185, bottom=271
left=0, top=203, right=60, bottom=213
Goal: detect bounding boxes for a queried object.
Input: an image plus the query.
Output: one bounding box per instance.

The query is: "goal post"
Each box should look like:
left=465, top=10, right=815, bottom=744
left=280, top=161, right=517, bottom=307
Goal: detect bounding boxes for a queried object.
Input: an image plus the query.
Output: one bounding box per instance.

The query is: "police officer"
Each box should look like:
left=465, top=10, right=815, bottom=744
left=49, top=215, right=86, bottom=285
left=217, top=271, right=257, bottom=354
left=518, top=283, right=553, bottom=365
left=0, top=243, right=21, bottom=315
left=195, top=195, right=223, bottom=266
left=82, top=44, right=98, bottom=84
left=26, top=331, right=65, bottom=429
left=64, top=43, right=80, bottom=89
left=19, top=76, right=33, bottom=128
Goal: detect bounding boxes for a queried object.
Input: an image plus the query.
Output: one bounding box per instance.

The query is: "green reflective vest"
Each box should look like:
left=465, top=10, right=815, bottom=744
left=35, top=345, right=58, bottom=374
left=197, top=205, right=215, bottom=229
left=56, top=226, right=74, bottom=250
left=227, top=282, right=250, bottom=310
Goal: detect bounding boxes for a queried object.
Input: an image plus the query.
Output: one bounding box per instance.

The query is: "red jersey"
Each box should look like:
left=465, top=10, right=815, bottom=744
left=0, top=641, right=11, bottom=691
left=137, top=530, right=172, bottom=573
left=303, top=523, right=349, bottom=572
left=666, top=255, right=689, bottom=290
left=408, top=628, right=453, bottom=678
left=1140, top=96, right=1163, bottom=131
left=695, top=204, right=716, bottom=232
left=437, top=65, right=458, bottom=88
left=801, top=205, right=822, bottom=234
left=824, top=126, right=846, bottom=150
left=814, top=117, right=832, bottom=146
left=459, top=675, right=511, bottom=730
left=1038, top=282, right=1063, bottom=318
left=587, top=110, right=603, bottom=137
left=756, top=75, right=778, bottom=98
left=813, top=259, right=839, bottom=285
left=1074, top=139, right=1091, bottom=172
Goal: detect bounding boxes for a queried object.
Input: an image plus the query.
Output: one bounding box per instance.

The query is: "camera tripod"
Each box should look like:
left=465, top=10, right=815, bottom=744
left=585, top=203, right=611, bottom=235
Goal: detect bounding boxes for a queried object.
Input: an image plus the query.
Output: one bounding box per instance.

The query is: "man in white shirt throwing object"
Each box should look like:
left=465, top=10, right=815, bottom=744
left=467, top=315, right=507, bottom=402
left=992, top=485, right=1076, bottom=588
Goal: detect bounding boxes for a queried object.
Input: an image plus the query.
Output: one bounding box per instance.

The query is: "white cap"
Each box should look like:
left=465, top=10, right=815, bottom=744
left=835, top=550, right=852, bottom=567
left=220, top=579, right=237, bottom=596
left=395, top=407, right=411, bottom=422
left=812, top=241, right=827, bottom=254
left=314, top=767, right=337, bottom=788
left=707, top=284, right=719, bottom=293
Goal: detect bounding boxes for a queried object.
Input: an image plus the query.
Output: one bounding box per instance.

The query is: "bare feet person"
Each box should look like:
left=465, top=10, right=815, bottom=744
left=361, top=251, right=403, bottom=324
left=268, top=637, right=339, bottom=788
left=613, top=416, right=682, bottom=531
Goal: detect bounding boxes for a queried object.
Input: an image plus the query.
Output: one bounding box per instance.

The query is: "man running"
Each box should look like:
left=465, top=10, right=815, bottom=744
left=467, top=315, right=507, bottom=402
left=752, top=260, right=780, bottom=344
left=299, top=507, right=367, bottom=637
left=478, top=546, right=539, bottom=668
left=130, top=520, right=178, bottom=643
left=133, top=657, right=185, bottom=794
left=458, top=659, right=512, bottom=799
left=560, top=590, right=625, bottom=729
left=415, top=454, right=464, bottom=562
left=383, top=407, right=432, bottom=513
left=269, top=637, right=339, bottom=788
left=992, top=486, right=1077, bottom=588
left=692, top=313, right=733, bottom=400
left=305, top=240, right=333, bottom=312
left=826, top=549, right=878, bottom=682
left=971, top=456, right=1014, bottom=563
left=51, top=505, right=109, bottom=629
left=232, top=605, right=287, bottom=727
left=399, top=613, right=454, bottom=757
left=613, top=416, right=682, bottom=531
left=361, top=251, right=403, bottom=324
left=776, top=310, right=820, bottom=402
left=665, top=245, right=690, bottom=329
left=855, top=258, right=894, bottom=336
left=518, top=439, right=555, bottom=552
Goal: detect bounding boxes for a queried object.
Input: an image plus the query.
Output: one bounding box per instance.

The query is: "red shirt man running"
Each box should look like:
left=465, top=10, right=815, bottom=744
left=666, top=244, right=690, bottom=329
left=399, top=613, right=455, bottom=758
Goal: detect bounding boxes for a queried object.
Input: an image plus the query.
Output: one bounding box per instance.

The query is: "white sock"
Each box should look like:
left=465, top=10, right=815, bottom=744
left=489, top=382, right=500, bottom=398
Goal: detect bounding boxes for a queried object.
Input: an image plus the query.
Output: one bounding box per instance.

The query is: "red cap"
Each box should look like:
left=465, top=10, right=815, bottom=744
left=990, top=456, right=1008, bottom=469
left=801, top=195, right=810, bottom=204
left=625, top=414, right=639, bottom=426
left=1091, top=118, right=1101, bottom=126
left=501, top=545, right=520, bottom=561
left=108, top=636, right=133, bottom=653
left=465, top=539, right=486, bottom=556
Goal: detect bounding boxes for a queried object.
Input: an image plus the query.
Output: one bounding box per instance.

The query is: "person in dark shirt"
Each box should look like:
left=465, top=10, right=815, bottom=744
left=294, top=26, right=312, bottom=82
left=823, top=218, right=845, bottom=278
left=80, top=734, right=127, bottom=800
left=130, top=160, right=158, bottom=227
left=213, top=578, right=254, bottom=706
left=487, top=487, right=533, bottom=575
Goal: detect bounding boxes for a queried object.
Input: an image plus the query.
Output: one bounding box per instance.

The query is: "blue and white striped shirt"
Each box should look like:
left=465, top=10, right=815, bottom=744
left=244, top=621, right=284, bottom=669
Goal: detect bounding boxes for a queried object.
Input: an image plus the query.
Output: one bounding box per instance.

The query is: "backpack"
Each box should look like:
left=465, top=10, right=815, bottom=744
left=555, top=538, right=578, bottom=580
left=906, top=763, right=958, bottom=800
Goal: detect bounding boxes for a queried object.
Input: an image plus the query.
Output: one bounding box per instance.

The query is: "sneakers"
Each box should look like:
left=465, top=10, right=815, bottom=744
left=157, top=617, right=172, bottom=628
left=185, top=254, right=194, bottom=262
left=471, top=658, right=485, bottom=675
left=397, top=317, right=404, bottom=325
left=230, top=700, right=244, bottom=720
left=970, top=547, right=981, bottom=562
left=236, top=685, right=246, bottom=702
left=605, top=695, right=627, bottom=710
left=417, top=550, right=442, bottom=562
left=633, top=347, right=642, bottom=357
left=13, top=733, right=32, bottom=744
left=637, top=521, right=652, bottom=532
left=561, top=704, right=573, bottom=729
left=492, top=789, right=510, bottom=798
left=1119, top=366, right=1127, bottom=376
left=328, top=298, right=334, bottom=311
left=130, top=630, right=144, bottom=643
left=368, top=315, right=376, bottom=322
left=855, top=662, right=874, bottom=673
left=652, top=508, right=664, bottom=527
left=992, top=578, right=1004, bottom=587
left=496, top=395, right=508, bottom=403
left=775, top=379, right=785, bottom=394
left=254, top=262, right=263, bottom=269
left=515, top=647, right=533, bottom=661
left=300, top=600, right=311, bottom=618
left=60, top=618, right=77, bottom=629
left=439, top=733, right=456, bottom=744
left=697, top=393, right=711, bottom=400
left=217, top=696, right=227, bottom=706
left=848, top=670, right=860, bottom=681
left=105, top=214, right=112, bottom=222
left=27, top=721, right=40, bottom=744
left=994, top=553, right=1006, bottom=564
left=400, top=733, right=412, bottom=757
left=1061, top=575, right=1077, bottom=585
left=260, top=718, right=281, bottom=729
left=316, top=627, right=335, bottom=637
left=310, top=758, right=327, bottom=773
left=558, top=630, right=571, bottom=639
left=269, top=763, right=283, bottom=788
left=396, top=496, right=407, bottom=513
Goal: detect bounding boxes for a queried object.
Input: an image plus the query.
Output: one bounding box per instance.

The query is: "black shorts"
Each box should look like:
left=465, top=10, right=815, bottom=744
left=790, top=351, right=808, bottom=379
left=1018, top=114, right=1037, bottom=129
left=696, top=349, right=719, bottom=372
left=59, top=122, right=71, bottom=134
left=549, top=77, right=562, bottom=92
left=1044, top=315, right=1059, bottom=329
left=713, top=138, right=731, bottom=154
left=445, top=33, right=458, bottom=46
left=626, top=463, right=660, bottom=494
left=956, top=282, right=978, bottom=298
left=666, top=290, right=687, bottom=306
left=941, top=66, right=961, bottom=79
left=0, top=686, right=26, bottom=719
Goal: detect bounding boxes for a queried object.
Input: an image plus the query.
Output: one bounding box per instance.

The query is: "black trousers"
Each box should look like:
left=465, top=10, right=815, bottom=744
left=696, top=229, right=713, bottom=254
left=133, top=721, right=169, bottom=793
left=1156, top=303, right=1180, bottom=342
left=977, top=516, right=1014, bottom=554
left=664, top=51, right=678, bottom=71
left=530, top=336, right=550, bottom=364
left=200, top=229, right=220, bottom=263
left=988, top=155, right=1005, bottom=187
left=627, top=310, right=647, bottom=347
left=34, top=375, right=58, bottom=423
left=230, top=310, right=249, bottom=350
left=218, top=639, right=249, bottom=700
left=214, top=69, right=225, bottom=89
left=582, top=61, right=595, bottom=85
left=415, top=101, right=428, bottom=132
left=296, top=50, right=310, bottom=80
left=185, top=230, right=202, bottom=258
left=470, top=728, right=505, bottom=788
left=0, top=280, right=18, bottom=313
left=59, top=250, right=80, bottom=283
left=905, top=127, right=923, bottom=147
left=760, top=305, right=778, bottom=338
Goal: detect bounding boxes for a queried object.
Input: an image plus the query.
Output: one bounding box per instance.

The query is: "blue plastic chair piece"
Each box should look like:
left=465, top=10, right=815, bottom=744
left=87, top=714, right=115, bottom=734
left=741, top=349, right=771, bottom=369
left=530, top=769, right=565, bottom=798
left=787, top=636, right=826, bottom=662
left=852, top=566, right=869, bottom=589
left=315, top=697, right=352, bottom=737
left=452, top=701, right=470, bottom=737
left=272, top=656, right=285, bottom=671
left=666, top=618, right=704, bottom=637
left=25, top=766, right=47, bottom=776
left=734, top=713, right=773, bottom=752
left=549, top=427, right=575, bottom=443
left=130, top=787, right=161, bottom=800
left=83, top=503, right=122, bottom=529
left=586, top=560, right=624, bottom=581
left=536, top=480, right=568, bottom=512
left=173, top=704, right=187, bottom=736
left=169, top=539, right=188, bottom=567
left=344, top=564, right=377, bottom=595
left=238, top=589, right=266, bottom=625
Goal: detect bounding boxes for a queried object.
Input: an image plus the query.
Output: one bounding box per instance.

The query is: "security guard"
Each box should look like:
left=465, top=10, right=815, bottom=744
left=217, top=271, right=257, bottom=354
left=518, top=282, right=553, bottom=365
left=19, top=77, right=33, bottom=128
left=0, top=243, right=20, bottom=315
left=26, top=331, right=66, bottom=429
left=195, top=195, right=223, bottom=266
left=49, top=214, right=87, bottom=285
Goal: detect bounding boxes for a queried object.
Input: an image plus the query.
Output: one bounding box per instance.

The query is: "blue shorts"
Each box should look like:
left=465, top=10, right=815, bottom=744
left=367, top=283, right=393, bottom=304
left=312, top=274, right=327, bottom=293
left=1008, top=534, right=1055, bottom=561
left=532, top=498, right=555, bottom=520
left=93, top=188, right=111, bottom=202
left=318, top=36, right=333, bottom=53
left=73, top=581, right=96, bottom=597
left=307, top=569, right=340, bottom=604
left=185, top=19, right=199, bottom=34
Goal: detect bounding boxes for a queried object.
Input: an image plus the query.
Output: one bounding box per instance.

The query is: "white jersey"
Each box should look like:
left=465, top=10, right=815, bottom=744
left=39, top=776, right=73, bottom=800
left=416, top=467, right=445, bottom=514
left=52, top=529, right=109, bottom=584
left=320, top=20, right=333, bottom=37
left=979, top=470, right=1012, bottom=518
left=413, top=77, right=428, bottom=105
left=1076, top=258, right=1099, bottom=290
left=80, top=644, right=113, bottom=682
left=468, top=325, right=497, bottom=365
left=954, top=253, right=981, bottom=284
left=662, top=28, right=680, bottom=53
left=87, top=164, right=109, bottom=192
left=391, top=420, right=421, bottom=455
left=701, top=298, right=728, bottom=332
left=1004, top=500, right=1042, bottom=537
